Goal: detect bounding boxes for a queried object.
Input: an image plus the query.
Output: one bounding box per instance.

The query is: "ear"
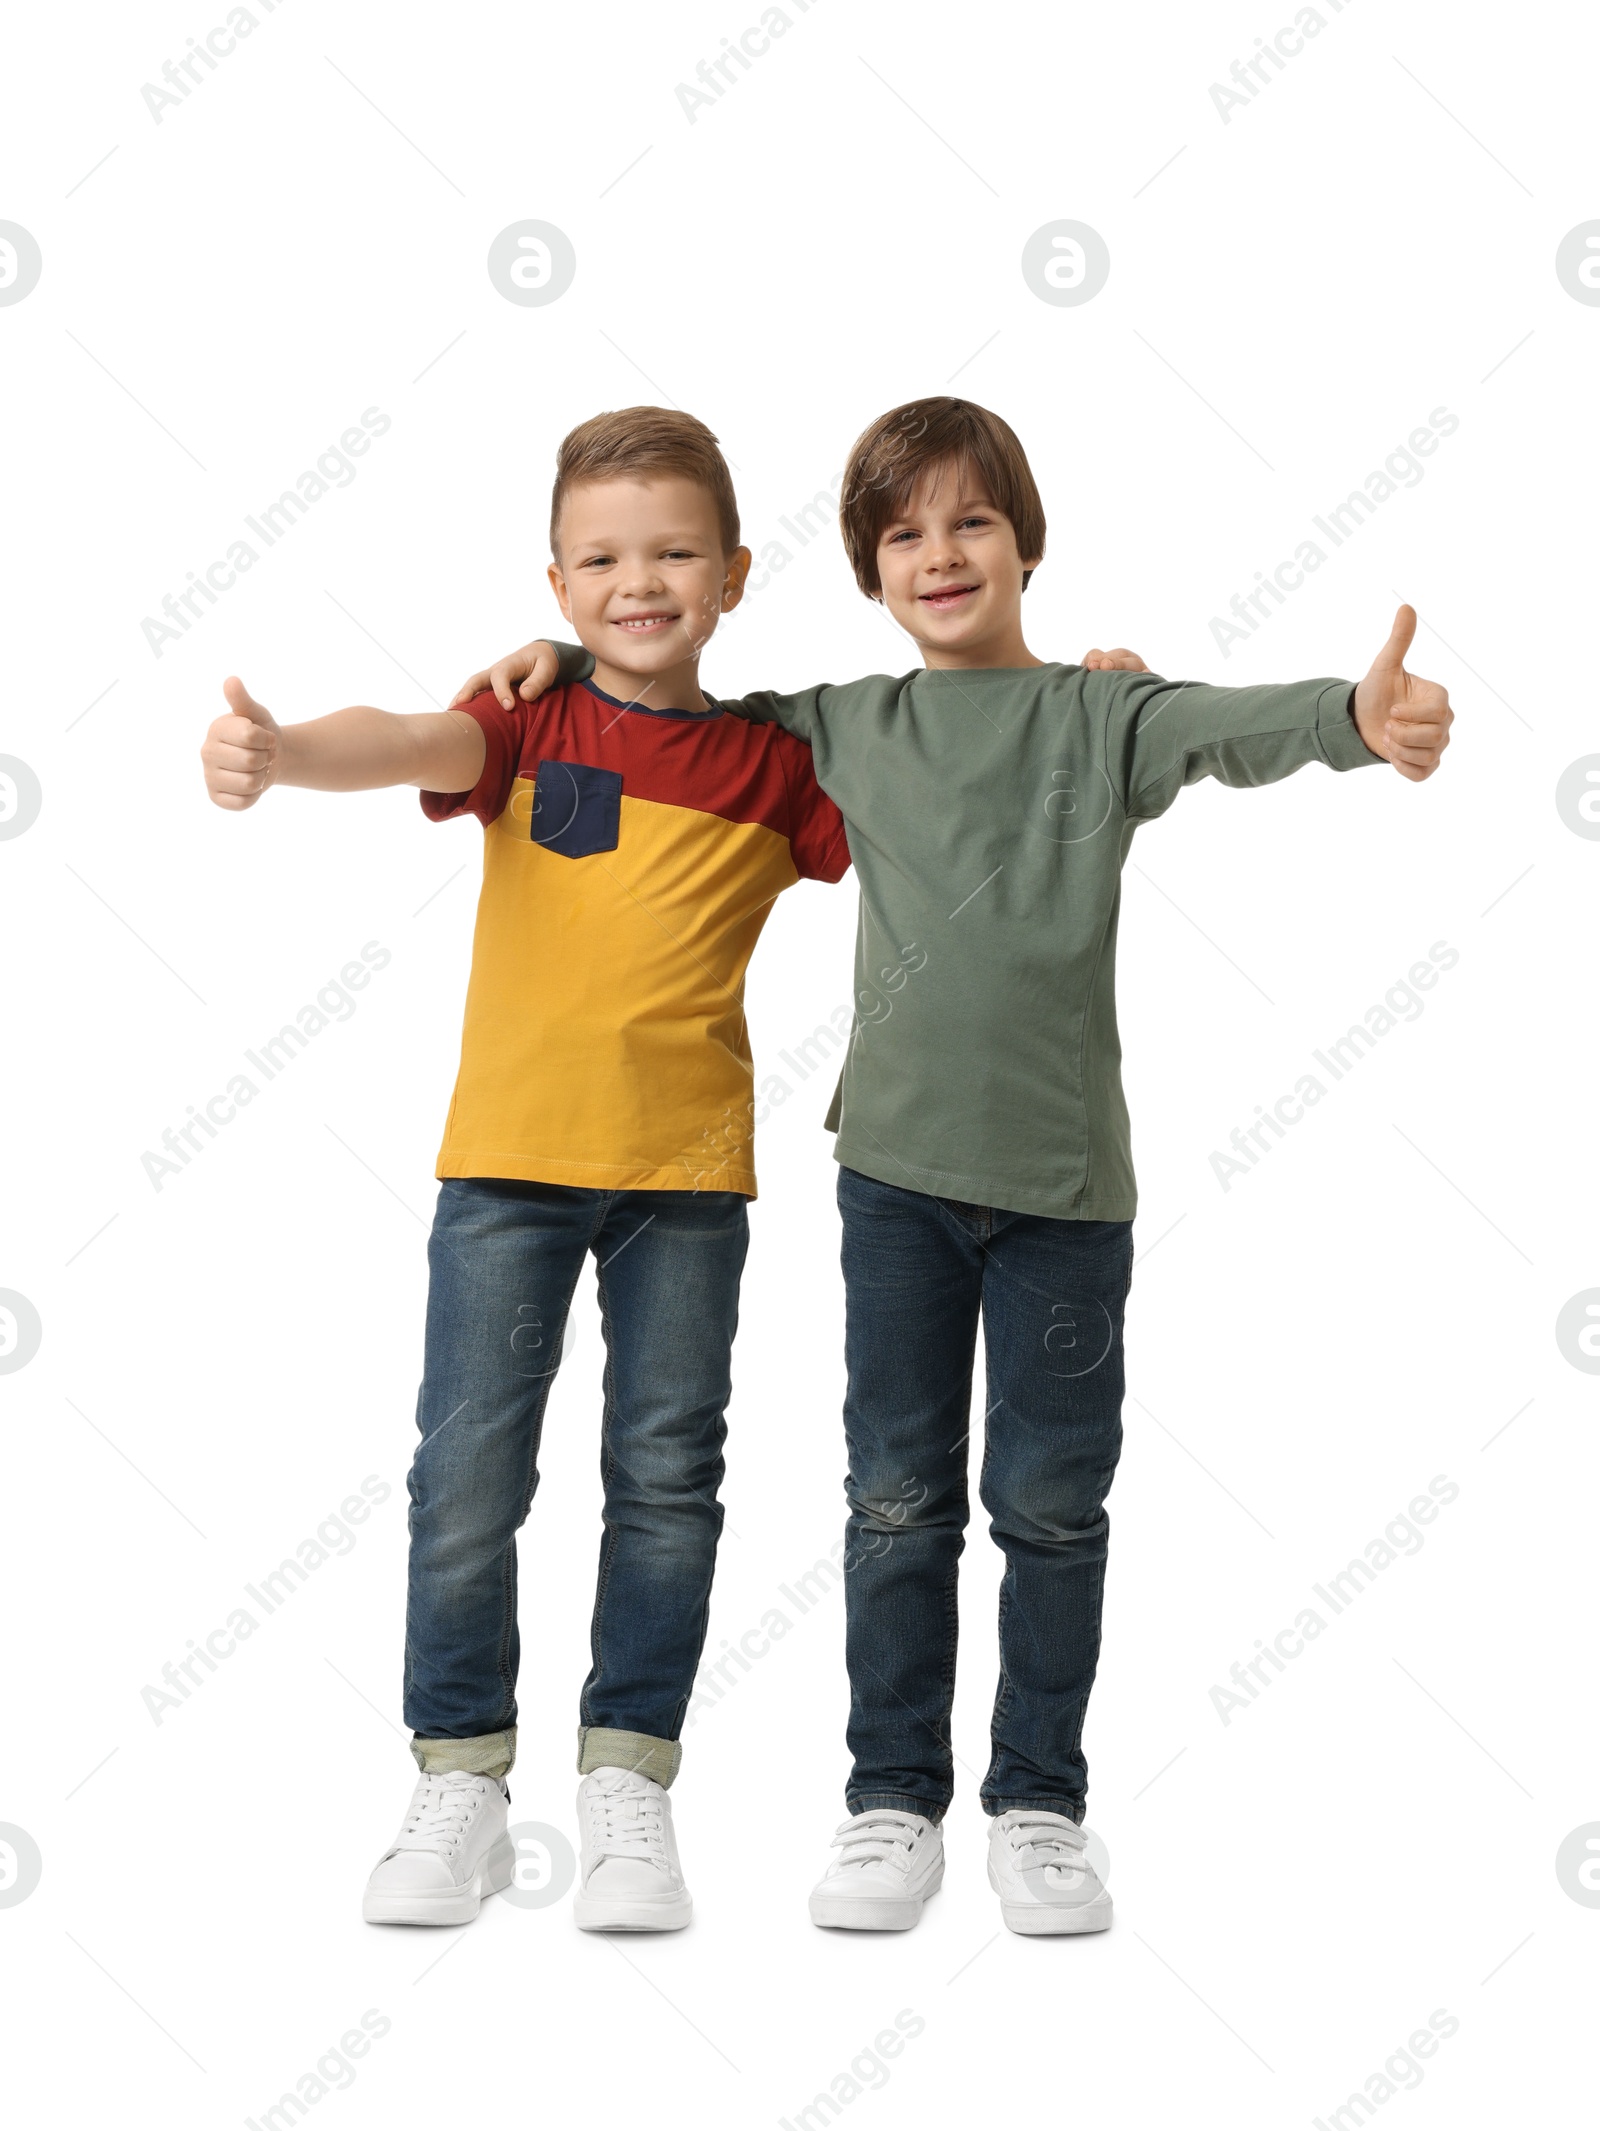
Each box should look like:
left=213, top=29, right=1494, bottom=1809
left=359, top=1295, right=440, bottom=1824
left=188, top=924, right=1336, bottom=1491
left=721, top=545, right=753, bottom=613
left=546, top=560, right=573, bottom=624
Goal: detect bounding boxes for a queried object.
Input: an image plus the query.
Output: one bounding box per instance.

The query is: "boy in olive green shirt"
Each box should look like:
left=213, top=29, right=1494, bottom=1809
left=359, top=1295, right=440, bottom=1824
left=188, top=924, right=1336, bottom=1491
left=461, top=395, right=1453, bottom=1936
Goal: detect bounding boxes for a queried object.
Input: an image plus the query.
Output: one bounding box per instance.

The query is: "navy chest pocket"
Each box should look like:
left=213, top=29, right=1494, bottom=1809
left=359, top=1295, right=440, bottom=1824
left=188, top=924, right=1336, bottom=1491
left=530, top=760, right=623, bottom=858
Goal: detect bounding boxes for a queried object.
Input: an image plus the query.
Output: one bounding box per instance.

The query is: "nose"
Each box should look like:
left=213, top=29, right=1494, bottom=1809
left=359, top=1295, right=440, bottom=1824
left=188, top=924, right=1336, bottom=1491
left=615, top=557, right=668, bottom=601
left=923, top=531, right=968, bottom=574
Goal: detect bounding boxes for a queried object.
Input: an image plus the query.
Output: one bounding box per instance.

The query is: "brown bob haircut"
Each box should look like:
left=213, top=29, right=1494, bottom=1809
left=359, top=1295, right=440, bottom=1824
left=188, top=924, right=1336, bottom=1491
left=549, top=406, right=741, bottom=557
left=839, top=396, right=1046, bottom=598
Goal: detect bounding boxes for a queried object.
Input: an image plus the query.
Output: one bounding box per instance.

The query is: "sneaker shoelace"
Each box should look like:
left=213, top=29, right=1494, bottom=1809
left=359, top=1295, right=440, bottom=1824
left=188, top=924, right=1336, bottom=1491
left=829, top=1810, right=927, bottom=1875
left=1003, top=1814, right=1088, bottom=1883
left=585, top=1776, right=668, bottom=1864
left=392, top=1772, right=485, bottom=1855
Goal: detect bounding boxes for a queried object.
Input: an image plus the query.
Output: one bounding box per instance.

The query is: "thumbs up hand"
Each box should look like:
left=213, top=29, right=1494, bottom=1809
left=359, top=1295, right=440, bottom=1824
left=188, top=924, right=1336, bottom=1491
left=201, top=677, right=282, bottom=810
left=1352, top=605, right=1454, bottom=782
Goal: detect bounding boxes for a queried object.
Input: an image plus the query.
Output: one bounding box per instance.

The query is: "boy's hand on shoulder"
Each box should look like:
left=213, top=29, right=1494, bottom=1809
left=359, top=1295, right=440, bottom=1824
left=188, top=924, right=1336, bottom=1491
left=201, top=677, right=281, bottom=811
left=450, top=639, right=561, bottom=714
left=1354, top=605, right=1453, bottom=782
left=1081, top=647, right=1149, bottom=672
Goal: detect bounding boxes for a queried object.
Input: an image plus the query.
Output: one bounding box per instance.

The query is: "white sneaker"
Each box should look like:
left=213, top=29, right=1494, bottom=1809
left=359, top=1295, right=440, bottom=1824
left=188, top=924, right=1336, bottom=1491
left=987, top=1810, right=1112, bottom=1935
left=362, top=1769, right=514, bottom=1926
left=808, top=1809, right=944, bottom=1931
left=572, top=1767, right=692, bottom=1931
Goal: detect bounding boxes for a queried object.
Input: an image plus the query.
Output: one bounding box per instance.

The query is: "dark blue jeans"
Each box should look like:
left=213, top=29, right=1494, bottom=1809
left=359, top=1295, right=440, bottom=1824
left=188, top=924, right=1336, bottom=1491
left=403, top=1180, right=748, bottom=1781
left=837, top=1166, right=1133, bottom=1824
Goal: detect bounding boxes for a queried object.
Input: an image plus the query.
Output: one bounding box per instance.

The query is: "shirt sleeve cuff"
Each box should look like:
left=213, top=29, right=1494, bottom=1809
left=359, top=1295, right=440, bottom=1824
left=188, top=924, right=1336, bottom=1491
left=552, top=640, right=594, bottom=685
left=1317, top=680, right=1384, bottom=770
left=418, top=691, right=513, bottom=824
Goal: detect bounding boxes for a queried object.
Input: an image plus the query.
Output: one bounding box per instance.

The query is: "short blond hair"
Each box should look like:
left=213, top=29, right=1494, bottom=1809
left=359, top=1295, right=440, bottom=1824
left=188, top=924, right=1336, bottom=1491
left=550, top=406, right=740, bottom=555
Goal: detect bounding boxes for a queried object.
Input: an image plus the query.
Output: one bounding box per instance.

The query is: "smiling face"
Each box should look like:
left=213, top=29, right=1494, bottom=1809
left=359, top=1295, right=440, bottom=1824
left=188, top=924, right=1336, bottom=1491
left=874, top=458, right=1041, bottom=667
left=548, top=475, right=750, bottom=708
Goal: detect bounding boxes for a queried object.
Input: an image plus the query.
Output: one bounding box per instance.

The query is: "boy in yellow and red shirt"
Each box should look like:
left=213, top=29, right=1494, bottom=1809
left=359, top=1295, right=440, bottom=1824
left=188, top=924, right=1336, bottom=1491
left=201, top=409, right=851, bottom=1933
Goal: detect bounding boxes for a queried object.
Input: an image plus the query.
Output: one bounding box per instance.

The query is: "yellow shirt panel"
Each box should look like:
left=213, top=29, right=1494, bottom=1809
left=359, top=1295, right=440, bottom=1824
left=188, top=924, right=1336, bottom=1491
left=436, top=787, right=799, bottom=1194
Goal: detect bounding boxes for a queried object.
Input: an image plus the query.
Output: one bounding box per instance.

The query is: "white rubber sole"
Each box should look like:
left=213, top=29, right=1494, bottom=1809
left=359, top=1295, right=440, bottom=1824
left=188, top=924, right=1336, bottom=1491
left=988, top=1861, right=1112, bottom=1936
left=809, top=1860, right=944, bottom=1932
left=362, top=1833, right=515, bottom=1926
left=572, top=1885, right=693, bottom=1932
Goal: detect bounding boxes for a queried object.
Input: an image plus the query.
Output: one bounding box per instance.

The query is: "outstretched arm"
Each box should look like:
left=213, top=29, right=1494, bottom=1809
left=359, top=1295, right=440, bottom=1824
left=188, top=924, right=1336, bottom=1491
left=1109, top=605, right=1452, bottom=820
left=200, top=677, right=485, bottom=811
left=448, top=639, right=1154, bottom=730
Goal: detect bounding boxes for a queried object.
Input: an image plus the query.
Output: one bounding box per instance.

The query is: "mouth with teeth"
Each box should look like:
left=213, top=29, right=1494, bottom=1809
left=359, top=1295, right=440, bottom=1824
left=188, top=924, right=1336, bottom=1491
left=919, top=583, right=980, bottom=611
left=611, top=611, right=681, bottom=635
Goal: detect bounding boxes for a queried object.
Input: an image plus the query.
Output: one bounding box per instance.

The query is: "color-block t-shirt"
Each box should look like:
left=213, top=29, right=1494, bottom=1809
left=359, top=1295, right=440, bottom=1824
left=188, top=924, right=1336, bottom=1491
left=422, top=681, right=849, bottom=1195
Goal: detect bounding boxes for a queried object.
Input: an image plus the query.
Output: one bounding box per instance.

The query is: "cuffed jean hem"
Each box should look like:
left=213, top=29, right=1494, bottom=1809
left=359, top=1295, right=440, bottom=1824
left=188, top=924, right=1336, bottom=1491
left=847, top=1791, right=946, bottom=1824
left=411, top=1728, right=516, bottom=1780
left=983, top=1795, right=1085, bottom=1823
left=577, top=1726, right=681, bottom=1789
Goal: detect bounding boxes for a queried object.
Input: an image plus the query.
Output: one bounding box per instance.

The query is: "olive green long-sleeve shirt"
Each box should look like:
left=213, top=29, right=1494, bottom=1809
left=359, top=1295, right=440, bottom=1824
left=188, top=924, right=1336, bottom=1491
left=551, top=649, right=1379, bottom=1218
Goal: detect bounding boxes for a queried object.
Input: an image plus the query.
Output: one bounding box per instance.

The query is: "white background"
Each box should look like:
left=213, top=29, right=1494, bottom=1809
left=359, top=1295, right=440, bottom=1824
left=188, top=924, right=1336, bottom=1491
left=2, top=0, right=1595, bottom=2123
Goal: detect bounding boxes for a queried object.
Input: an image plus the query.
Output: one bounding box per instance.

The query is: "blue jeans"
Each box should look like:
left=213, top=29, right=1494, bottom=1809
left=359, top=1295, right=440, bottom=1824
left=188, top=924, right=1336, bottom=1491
left=404, top=1179, right=748, bottom=1784
left=837, top=1166, right=1133, bottom=1824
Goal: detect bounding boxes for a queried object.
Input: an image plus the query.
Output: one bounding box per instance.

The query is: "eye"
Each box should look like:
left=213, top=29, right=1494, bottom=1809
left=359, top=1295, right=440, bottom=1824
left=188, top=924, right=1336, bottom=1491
left=885, top=528, right=918, bottom=545
left=957, top=515, right=991, bottom=531
left=579, top=552, right=614, bottom=569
